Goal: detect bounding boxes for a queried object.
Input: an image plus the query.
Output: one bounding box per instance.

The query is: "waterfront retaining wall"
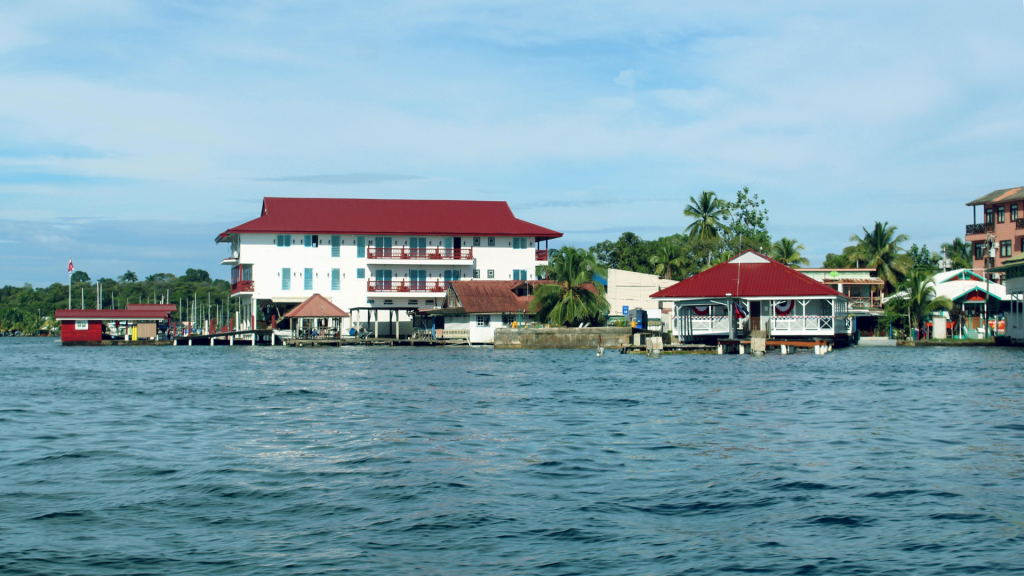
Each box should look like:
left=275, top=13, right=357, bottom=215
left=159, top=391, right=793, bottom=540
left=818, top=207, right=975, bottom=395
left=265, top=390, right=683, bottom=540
left=493, top=327, right=632, bottom=349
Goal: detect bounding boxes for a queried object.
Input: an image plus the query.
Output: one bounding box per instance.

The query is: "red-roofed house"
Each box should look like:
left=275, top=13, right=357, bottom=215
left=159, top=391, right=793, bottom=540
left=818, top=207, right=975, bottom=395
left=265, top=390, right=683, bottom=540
left=650, top=251, right=852, bottom=341
left=216, top=198, right=562, bottom=338
left=423, top=280, right=537, bottom=343
left=55, top=308, right=174, bottom=344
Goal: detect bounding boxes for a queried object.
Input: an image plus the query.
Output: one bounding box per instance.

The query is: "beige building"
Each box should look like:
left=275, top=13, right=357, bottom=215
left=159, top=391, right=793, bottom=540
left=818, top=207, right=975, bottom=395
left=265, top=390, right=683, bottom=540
left=604, top=268, right=675, bottom=318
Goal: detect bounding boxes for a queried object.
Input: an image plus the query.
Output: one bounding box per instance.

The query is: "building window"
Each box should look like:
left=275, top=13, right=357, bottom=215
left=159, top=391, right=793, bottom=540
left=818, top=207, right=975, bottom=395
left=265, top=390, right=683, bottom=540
left=512, top=237, right=528, bottom=249
left=986, top=208, right=994, bottom=224
left=357, top=268, right=365, bottom=279
left=473, top=269, right=480, bottom=279
left=1021, top=237, right=1024, bottom=253
left=357, top=236, right=366, bottom=258
left=331, top=235, right=341, bottom=257
left=998, top=206, right=1006, bottom=223
left=408, top=299, right=418, bottom=306
left=473, top=237, right=480, bottom=247
left=975, top=242, right=985, bottom=260
left=75, top=320, right=89, bottom=330
left=304, top=268, right=313, bottom=290
left=487, top=237, right=495, bottom=246
left=277, top=234, right=291, bottom=247
left=1001, top=240, right=1012, bottom=257
left=383, top=299, right=393, bottom=306
left=282, top=268, right=291, bottom=290
left=425, top=299, right=435, bottom=306
left=502, top=315, right=516, bottom=325
left=476, top=315, right=490, bottom=327
left=487, top=269, right=494, bottom=279
left=513, top=269, right=528, bottom=281
left=331, top=268, right=340, bottom=290
left=1013, top=205, right=1019, bottom=222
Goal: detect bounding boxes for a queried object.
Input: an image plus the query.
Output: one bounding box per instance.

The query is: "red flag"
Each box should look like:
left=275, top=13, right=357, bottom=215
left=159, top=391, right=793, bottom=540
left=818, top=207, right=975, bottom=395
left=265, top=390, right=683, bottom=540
left=68, top=258, right=74, bottom=273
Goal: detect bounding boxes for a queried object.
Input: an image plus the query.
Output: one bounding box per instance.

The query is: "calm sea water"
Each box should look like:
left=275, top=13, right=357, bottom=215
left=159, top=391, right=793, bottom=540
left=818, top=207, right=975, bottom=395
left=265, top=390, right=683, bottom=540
left=1, top=339, right=1023, bottom=575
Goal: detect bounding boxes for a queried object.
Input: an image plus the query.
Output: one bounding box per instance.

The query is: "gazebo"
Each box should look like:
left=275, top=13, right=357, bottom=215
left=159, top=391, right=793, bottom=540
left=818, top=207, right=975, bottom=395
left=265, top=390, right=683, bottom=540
left=283, top=294, right=350, bottom=341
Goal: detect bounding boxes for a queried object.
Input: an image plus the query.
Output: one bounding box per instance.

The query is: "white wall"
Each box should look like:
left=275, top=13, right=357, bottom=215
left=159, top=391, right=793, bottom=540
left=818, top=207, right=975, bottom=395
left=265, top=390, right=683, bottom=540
left=443, top=313, right=510, bottom=343
left=230, top=233, right=542, bottom=319
left=606, top=268, right=674, bottom=317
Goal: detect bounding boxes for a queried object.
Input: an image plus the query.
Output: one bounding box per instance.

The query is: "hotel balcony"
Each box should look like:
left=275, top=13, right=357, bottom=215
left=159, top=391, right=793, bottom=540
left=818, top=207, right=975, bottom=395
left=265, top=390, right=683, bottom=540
left=231, top=280, right=255, bottom=295
left=366, top=280, right=450, bottom=294
left=966, top=222, right=994, bottom=236
left=366, top=247, right=473, bottom=263
left=535, top=249, right=549, bottom=262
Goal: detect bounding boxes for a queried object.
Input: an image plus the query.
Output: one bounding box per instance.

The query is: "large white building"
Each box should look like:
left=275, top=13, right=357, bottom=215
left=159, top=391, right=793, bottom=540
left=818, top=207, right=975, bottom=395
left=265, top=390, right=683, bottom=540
left=217, top=197, right=561, bottom=336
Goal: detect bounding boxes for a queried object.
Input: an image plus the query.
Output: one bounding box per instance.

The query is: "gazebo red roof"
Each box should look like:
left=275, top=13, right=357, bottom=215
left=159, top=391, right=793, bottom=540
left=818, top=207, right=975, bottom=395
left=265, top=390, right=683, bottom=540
left=283, top=294, right=350, bottom=318
left=650, top=251, right=847, bottom=299
left=219, top=198, right=562, bottom=240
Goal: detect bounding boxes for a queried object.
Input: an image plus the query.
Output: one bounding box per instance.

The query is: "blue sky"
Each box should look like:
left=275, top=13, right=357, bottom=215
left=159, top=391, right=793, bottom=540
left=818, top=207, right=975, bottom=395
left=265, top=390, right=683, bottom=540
left=2, top=1, right=1023, bottom=286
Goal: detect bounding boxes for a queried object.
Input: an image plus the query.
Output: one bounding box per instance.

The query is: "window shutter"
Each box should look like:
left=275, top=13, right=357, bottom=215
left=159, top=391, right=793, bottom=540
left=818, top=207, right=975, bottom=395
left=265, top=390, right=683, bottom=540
left=331, top=236, right=341, bottom=257
left=357, top=236, right=365, bottom=258
left=282, top=268, right=290, bottom=290
left=304, top=268, right=313, bottom=290
left=331, top=269, right=340, bottom=290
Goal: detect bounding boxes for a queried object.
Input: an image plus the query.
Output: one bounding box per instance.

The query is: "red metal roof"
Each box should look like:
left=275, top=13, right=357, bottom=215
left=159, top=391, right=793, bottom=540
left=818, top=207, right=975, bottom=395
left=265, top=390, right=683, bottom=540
left=126, top=303, right=178, bottom=313
left=650, top=251, right=848, bottom=299
left=222, top=198, right=562, bottom=239
left=283, top=294, right=350, bottom=318
left=56, top=309, right=172, bottom=321
left=449, top=281, right=530, bottom=313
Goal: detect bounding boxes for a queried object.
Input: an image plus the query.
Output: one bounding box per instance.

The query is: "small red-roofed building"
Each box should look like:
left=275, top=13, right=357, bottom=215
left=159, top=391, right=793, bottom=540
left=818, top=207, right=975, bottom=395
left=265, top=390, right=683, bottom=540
left=650, top=251, right=852, bottom=342
left=55, top=308, right=175, bottom=344
left=282, top=293, right=351, bottom=340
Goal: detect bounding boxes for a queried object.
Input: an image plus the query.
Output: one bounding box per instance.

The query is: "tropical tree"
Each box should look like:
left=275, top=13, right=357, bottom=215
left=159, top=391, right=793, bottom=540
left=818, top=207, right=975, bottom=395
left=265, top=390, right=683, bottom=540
left=119, top=270, right=138, bottom=283
left=684, top=191, right=731, bottom=241
left=70, top=270, right=91, bottom=284
left=896, top=268, right=953, bottom=336
left=848, top=222, right=912, bottom=293
left=940, top=238, right=972, bottom=270
left=648, top=241, right=687, bottom=280
left=530, top=247, right=609, bottom=326
left=770, top=238, right=810, bottom=267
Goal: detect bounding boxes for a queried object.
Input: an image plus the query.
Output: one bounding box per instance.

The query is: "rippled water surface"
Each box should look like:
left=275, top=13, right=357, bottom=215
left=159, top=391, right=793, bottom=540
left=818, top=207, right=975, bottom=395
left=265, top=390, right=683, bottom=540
left=2, top=339, right=1024, bottom=575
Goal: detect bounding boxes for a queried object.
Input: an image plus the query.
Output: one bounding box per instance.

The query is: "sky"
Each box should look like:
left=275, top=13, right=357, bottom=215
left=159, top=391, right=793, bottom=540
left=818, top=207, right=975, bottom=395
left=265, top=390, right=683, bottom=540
left=2, top=0, right=1023, bottom=286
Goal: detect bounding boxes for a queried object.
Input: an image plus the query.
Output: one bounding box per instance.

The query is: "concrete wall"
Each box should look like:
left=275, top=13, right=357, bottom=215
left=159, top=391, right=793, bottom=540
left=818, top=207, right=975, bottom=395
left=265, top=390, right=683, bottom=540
left=494, top=327, right=631, bottom=349
left=606, top=268, right=674, bottom=317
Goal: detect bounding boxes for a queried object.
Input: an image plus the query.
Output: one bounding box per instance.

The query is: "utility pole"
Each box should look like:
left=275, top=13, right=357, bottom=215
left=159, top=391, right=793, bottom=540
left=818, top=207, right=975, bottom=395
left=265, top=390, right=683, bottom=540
left=985, top=231, right=993, bottom=339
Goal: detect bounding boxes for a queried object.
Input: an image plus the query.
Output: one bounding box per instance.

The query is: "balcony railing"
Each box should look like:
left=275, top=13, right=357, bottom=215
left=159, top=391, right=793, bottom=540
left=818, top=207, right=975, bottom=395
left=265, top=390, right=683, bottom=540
left=231, top=280, right=254, bottom=294
left=1016, top=219, right=1024, bottom=229
left=966, top=223, right=994, bottom=235
left=769, top=315, right=835, bottom=334
left=848, top=296, right=881, bottom=309
left=536, top=249, right=548, bottom=261
left=366, top=247, right=473, bottom=260
left=366, top=280, right=450, bottom=293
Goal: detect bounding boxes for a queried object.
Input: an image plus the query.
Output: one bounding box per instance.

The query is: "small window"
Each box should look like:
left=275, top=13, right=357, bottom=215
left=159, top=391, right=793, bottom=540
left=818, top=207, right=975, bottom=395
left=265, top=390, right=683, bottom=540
left=357, top=268, right=365, bottom=279
left=282, top=268, right=291, bottom=290
left=408, top=299, right=418, bottom=306
left=998, top=206, right=1006, bottom=223
left=357, top=236, right=366, bottom=258
left=986, top=208, right=994, bottom=224
left=331, top=235, right=341, bottom=257
left=425, top=299, right=434, bottom=305
left=331, top=268, right=340, bottom=290
left=502, top=315, right=516, bottom=325
left=975, top=242, right=985, bottom=260
left=277, top=234, right=291, bottom=248
left=75, top=320, right=89, bottom=330
left=1001, top=240, right=1012, bottom=257
left=1013, top=205, right=1019, bottom=222
left=473, top=237, right=480, bottom=247
left=473, top=269, right=480, bottom=279
left=487, top=270, right=494, bottom=279
left=383, top=299, right=393, bottom=306
left=476, top=315, right=490, bottom=327
left=367, top=299, right=374, bottom=305
left=487, top=237, right=495, bottom=247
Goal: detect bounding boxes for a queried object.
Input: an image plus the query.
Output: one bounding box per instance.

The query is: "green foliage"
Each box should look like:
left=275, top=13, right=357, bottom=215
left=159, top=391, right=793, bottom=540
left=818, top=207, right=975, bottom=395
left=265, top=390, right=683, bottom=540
left=940, top=238, right=971, bottom=269
left=722, top=186, right=771, bottom=253
left=530, top=247, right=609, bottom=326
left=907, top=243, right=940, bottom=271
left=848, top=221, right=912, bottom=293
left=822, top=252, right=849, bottom=268
left=770, top=238, right=810, bottom=267
left=589, top=232, right=654, bottom=273
left=0, top=269, right=229, bottom=332
left=70, top=270, right=90, bottom=283
left=119, top=270, right=138, bottom=283
left=684, top=191, right=731, bottom=241
left=893, top=268, right=953, bottom=334
left=648, top=240, right=687, bottom=280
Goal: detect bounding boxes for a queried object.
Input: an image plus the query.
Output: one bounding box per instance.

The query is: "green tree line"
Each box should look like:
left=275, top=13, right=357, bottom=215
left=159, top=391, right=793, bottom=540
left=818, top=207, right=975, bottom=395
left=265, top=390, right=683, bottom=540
left=0, top=269, right=229, bottom=333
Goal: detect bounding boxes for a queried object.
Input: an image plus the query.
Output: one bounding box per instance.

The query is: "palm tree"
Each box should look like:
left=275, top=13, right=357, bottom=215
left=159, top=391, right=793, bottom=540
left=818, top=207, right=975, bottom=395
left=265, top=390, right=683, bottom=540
left=849, top=222, right=912, bottom=293
left=530, top=247, right=609, bottom=326
left=648, top=242, right=687, bottom=280
left=684, top=191, right=731, bottom=241
left=119, top=270, right=138, bottom=283
left=940, top=238, right=972, bottom=270
left=898, top=268, right=953, bottom=336
left=770, top=238, right=810, bottom=267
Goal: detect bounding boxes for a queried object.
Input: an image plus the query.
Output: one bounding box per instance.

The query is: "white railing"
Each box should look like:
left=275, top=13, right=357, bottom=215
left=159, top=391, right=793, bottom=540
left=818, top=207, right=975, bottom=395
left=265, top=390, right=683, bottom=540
left=770, top=316, right=835, bottom=334
left=691, top=315, right=730, bottom=334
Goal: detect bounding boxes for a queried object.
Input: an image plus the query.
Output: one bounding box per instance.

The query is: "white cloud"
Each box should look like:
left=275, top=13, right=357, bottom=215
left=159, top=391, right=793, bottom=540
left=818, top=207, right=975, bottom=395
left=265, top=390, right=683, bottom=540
left=614, top=69, right=637, bottom=89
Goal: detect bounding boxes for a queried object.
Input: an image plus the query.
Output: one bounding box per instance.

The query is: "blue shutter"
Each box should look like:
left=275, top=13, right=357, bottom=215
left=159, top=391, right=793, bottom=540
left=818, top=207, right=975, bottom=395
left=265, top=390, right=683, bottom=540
left=282, top=268, right=290, bottom=290
left=357, top=268, right=365, bottom=279
left=357, top=236, right=365, bottom=258
left=331, top=236, right=340, bottom=257
left=304, top=268, right=313, bottom=290
left=277, top=234, right=283, bottom=247
left=513, top=237, right=520, bottom=249
left=331, top=269, right=340, bottom=290
left=284, top=234, right=292, bottom=247
left=304, top=235, right=312, bottom=248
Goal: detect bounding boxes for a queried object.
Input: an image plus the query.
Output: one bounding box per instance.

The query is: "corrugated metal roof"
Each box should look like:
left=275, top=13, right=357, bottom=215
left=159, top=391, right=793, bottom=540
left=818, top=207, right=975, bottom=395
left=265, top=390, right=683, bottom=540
left=449, top=281, right=530, bottom=313
left=651, top=251, right=848, bottom=299
left=222, top=198, right=562, bottom=239
left=283, top=293, right=350, bottom=318
left=967, top=186, right=1024, bottom=206
left=55, top=309, right=171, bottom=320
left=126, top=303, right=178, bottom=313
